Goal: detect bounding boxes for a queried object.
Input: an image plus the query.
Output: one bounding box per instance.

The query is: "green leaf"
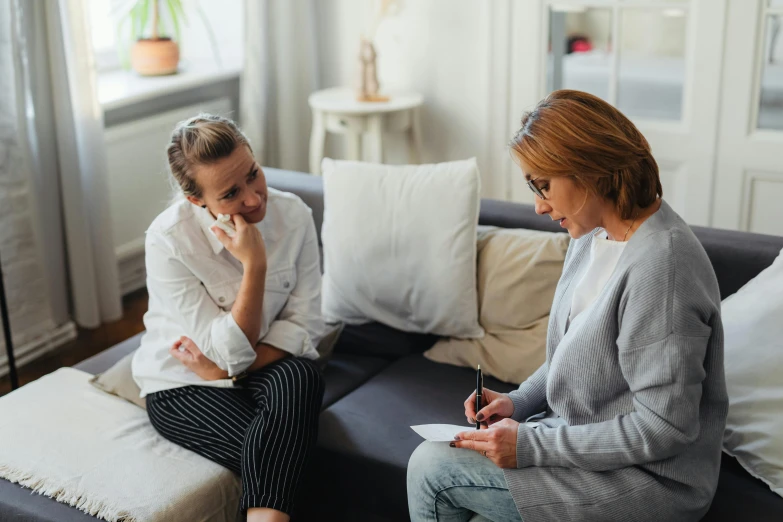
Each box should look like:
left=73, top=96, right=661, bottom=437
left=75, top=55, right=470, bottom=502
left=130, top=3, right=139, bottom=39
left=164, top=0, right=181, bottom=43
left=171, top=0, right=188, bottom=25
left=116, top=15, right=132, bottom=69
left=138, top=0, right=151, bottom=39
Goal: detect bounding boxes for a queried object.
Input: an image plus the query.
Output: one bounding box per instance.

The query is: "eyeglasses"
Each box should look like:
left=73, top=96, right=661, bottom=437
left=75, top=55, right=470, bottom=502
left=526, top=177, right=546, bottom=200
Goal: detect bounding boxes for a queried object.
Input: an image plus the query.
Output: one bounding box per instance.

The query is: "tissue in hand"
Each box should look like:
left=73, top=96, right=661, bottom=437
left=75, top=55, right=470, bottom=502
left=212, top=213, right=236, bottom=238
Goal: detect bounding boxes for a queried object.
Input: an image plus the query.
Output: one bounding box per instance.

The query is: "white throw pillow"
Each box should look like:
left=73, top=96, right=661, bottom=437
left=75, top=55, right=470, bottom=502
left=320, top=158, right=483, bottom=338
left=721, top=247, right=783, bottom=498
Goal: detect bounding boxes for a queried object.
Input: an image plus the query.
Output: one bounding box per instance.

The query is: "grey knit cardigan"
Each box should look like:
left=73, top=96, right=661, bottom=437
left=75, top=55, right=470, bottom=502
left=504, top=200, right=728, bottom=522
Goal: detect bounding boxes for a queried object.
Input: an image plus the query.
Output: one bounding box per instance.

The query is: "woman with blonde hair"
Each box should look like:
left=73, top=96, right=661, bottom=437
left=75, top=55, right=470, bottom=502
left=132, top=114, right=325, bottom=522
left=407, top=90, right=728, bottom=521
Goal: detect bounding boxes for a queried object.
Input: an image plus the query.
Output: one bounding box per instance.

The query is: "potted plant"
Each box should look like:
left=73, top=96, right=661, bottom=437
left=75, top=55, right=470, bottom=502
left=118, top=0, right=219, bottom=76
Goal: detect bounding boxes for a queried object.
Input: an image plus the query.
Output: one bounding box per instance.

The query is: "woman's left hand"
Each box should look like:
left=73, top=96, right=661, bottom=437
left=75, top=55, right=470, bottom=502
left=170, top=336, right=228, bottom=381
left=452, top=418, right=520, bottom=469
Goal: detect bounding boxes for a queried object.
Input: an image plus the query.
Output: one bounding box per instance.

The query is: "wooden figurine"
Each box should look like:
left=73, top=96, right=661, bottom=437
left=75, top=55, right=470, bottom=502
left=357, top=37, right=389, bottom=102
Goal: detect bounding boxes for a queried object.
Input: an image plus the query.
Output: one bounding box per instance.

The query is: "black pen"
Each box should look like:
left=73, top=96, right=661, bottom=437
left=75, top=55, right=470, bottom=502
left=475, top=364, right=483, bottom=430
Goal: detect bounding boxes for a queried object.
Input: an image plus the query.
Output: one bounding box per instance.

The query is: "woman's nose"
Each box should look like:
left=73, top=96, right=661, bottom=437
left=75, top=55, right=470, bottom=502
left=245, top=192, right=262, bottom=208
left=534, top=197, right=551, bottom=216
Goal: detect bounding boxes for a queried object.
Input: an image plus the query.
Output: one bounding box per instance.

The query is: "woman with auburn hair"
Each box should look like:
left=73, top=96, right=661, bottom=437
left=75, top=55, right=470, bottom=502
left=407, top=90, right=728, bottom=522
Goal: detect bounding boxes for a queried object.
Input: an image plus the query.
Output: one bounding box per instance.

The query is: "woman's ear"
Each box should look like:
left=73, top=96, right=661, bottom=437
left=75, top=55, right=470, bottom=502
left=186, top=195, right=206, bottom=209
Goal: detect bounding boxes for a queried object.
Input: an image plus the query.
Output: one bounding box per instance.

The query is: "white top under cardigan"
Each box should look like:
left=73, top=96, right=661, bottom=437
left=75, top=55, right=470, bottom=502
left=132, top=189, right=325, bottom=397
left=569, top=228, right=628, bottom=323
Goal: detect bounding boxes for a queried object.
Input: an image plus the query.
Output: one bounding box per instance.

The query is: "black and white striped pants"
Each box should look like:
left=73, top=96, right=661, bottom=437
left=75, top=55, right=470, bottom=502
left=146, top=356, right=324, bottom=515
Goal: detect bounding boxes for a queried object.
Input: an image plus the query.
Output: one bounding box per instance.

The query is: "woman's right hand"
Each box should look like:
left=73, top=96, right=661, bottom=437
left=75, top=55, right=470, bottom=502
left=464, top=388, right=515, bottom=428
left=211, top=214, right=266, bottom=269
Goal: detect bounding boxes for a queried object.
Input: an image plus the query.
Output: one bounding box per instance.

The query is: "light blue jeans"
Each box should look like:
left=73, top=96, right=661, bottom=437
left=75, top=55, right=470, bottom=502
left=407, top=441, right=523, bottom=522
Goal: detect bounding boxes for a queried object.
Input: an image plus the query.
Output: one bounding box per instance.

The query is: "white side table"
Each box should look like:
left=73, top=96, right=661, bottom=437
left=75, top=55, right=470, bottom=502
left=308, top=87, right=424, bottom=174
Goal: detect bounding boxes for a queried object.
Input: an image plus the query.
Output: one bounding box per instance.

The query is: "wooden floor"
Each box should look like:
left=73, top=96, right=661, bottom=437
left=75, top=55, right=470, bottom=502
left=0, top=289, right=148, bottom=397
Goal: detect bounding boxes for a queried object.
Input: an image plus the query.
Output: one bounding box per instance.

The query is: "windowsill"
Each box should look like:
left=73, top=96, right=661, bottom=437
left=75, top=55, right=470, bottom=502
left=98, top=58, right=242, bottom=112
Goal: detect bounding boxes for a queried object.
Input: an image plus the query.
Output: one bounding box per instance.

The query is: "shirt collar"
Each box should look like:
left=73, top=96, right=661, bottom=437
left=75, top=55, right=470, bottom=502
left=194, top=205, right=226, bottom=255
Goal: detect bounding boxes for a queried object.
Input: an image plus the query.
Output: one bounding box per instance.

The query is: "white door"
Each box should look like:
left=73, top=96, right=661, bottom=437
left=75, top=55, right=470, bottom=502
left=713, top=0, right=783, bottom=236
left=502, top=0, right=727, bottom=227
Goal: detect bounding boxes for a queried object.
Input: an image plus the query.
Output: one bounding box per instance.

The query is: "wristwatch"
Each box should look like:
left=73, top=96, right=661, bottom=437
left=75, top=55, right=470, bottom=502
left=231, top=370, right=249, bottom=384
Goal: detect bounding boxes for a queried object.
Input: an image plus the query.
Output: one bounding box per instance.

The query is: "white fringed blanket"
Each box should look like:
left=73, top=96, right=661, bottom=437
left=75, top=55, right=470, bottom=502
left=0, top=368, right=241, bottom=522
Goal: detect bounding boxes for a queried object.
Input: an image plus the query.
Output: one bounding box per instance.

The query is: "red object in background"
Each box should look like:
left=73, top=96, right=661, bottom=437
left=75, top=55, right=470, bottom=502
left=571, top=39, right=593, bottom=53
left=568, top=35, right=593, bottom=53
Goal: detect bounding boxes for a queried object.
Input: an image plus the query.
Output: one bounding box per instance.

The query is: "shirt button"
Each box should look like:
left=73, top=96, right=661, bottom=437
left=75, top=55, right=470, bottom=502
left=219, top=296, right=226, bottom=303
left=283, top=281, right=290, bottom=289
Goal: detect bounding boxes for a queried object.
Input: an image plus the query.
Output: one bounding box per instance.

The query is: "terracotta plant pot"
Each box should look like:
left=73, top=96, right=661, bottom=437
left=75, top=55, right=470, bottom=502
left=130, top=38, right=179, bottom=76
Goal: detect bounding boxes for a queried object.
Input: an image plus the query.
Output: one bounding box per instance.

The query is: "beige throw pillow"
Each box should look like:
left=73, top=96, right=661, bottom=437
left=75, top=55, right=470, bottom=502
left=424, top=227, right=569, bottom=384
left=90, top=352, right=146, bottom=409
left=90, top=323, right=344, bottom=408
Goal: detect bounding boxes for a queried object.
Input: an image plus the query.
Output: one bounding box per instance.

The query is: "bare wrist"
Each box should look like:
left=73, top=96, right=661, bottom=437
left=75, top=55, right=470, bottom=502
left=243, top=258, right=267, bottom=274
left=210, top=368, right=229, bottom=380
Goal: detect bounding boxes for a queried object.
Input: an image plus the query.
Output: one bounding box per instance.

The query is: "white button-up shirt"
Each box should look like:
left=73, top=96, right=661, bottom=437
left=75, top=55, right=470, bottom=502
left=132, top=188, right=325, bottom=397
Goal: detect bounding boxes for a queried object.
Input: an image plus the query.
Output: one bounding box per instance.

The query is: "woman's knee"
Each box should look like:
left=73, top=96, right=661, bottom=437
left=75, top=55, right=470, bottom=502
left=269, top=357, right=324, bottom=403
left=407, top=441, right=454, bottom=496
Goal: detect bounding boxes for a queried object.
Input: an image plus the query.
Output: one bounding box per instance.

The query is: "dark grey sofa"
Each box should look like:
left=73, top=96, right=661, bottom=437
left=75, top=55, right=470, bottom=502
left=1, top=167, right=782, bottom=521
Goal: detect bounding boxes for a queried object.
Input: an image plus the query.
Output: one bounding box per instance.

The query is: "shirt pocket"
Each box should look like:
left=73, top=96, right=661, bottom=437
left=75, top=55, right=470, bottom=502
left=265, top=265, right=297, bottom=296
left=203, top=278, right=242, bottom=311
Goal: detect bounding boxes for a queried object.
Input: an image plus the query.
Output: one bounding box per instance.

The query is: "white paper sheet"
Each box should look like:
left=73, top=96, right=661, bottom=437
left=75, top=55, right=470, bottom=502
left=410, top=424, right=474, bottom=442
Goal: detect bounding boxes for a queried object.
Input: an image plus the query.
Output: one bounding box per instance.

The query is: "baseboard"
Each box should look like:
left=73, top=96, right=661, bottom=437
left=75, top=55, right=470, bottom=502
left=0, top=322, right=78, bottom=378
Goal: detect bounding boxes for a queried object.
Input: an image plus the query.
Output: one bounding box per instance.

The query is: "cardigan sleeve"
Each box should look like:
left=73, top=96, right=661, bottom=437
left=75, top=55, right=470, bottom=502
left=508, top=363, right=548, bottom=422
left=514, top=332, right=710, bottom=470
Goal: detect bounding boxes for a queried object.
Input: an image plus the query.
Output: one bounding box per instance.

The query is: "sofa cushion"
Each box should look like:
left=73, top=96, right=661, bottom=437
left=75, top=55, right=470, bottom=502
left=314, top=354, right=517, bottom=518
left=321, top=353, right=389, bottom=409
left=425, top=226, right=568, bottom=384
left=690, top=226, right=783, bottom=299
left=334, top=322, right=440, bottom=360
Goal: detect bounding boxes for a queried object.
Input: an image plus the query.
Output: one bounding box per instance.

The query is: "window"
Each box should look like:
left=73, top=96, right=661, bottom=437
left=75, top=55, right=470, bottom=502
left=546, top=1, right=690, bottom=122
left=758, top=1, right=783, bottom=130
left=88, top=0, right=121, bottom=71
left=86, top=0, right=244, bottom=74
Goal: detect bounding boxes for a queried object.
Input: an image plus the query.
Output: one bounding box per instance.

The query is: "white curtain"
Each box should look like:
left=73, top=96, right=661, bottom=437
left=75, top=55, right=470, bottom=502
left=12, top=0, right=122, bottom=329
left=1, top=1, right=63, bottom=357
left=240, top=0, right=320, bottom=172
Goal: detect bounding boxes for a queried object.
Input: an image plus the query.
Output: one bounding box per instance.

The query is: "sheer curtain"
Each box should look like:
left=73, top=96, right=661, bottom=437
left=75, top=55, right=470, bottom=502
left=12, top=0, right=122, bottom=330
left=1, top=0, right=66, bottom=366
left=240, top=0, right=320, bottom=172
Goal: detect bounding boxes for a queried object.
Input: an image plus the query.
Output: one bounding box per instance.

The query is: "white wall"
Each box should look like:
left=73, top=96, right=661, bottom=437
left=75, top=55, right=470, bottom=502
left=180, top=0, right=244, bottom=66
left=314, top=0, right=512, bottom=199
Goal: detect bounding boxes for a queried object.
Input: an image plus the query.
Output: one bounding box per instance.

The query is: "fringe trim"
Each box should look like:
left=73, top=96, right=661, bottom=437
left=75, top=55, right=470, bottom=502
left=0, top=464, right=136, bottom=522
